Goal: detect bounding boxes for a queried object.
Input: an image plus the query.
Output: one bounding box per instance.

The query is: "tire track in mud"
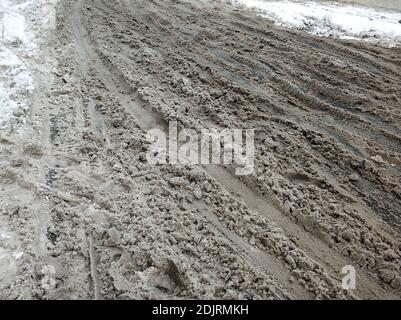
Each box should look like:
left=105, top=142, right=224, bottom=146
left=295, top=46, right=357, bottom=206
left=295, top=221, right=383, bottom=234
left=71, top=0, right=401, bottom=299
left=191, top=4, right=401, bottom=149
left=98, top=0, right=401, bottom=297
left=55, top=0, right=290, bottom=297
left=179, top=2, right=399, bottom=155
left=189, top=5, right=401, bottom=226
left=0, top=15, right=93, bottom=296
left=0, top=37, right=62, bottom=297
left=71, top=0, right=306, bottom=298
left=194, top=200, right=306, bottom=299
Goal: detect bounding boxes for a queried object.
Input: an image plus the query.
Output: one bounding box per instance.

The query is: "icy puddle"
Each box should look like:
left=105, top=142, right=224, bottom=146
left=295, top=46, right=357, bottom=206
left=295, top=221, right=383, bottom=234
left=232, top=0, right=401, bottom=45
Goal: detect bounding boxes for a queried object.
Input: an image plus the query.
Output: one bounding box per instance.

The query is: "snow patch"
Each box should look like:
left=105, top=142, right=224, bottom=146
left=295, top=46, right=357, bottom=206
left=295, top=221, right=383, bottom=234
left=232, top=0, right=401, bottom=45
left=3, top=12, right=27, bottom=44
left=0, top=230, right=20, bottom=282
left=0, top=0, right=39, bottom=129
left=0, top=47, right=35, bottom=125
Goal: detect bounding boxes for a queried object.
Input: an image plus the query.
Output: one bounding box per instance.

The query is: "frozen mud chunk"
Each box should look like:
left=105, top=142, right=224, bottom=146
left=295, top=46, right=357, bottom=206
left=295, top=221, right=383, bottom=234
left=23, top=141, right=43, bottom=156
left=379, top=269, right=396, bottom=283
left=193, top=187, right=203, bottom=200
left=104, top=227, right=121, bottom=247
left=340, top=230, right=355, bottom=243
left=390, top=276, right=401, bottom=289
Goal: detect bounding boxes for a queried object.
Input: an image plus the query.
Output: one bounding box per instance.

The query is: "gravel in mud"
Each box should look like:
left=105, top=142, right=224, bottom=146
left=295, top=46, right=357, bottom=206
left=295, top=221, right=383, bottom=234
left=0, top=0, right=401, bottom=300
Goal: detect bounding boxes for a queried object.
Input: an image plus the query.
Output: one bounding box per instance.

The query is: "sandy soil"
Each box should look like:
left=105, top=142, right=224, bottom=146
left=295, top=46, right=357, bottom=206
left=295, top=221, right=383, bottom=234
left=0, top=0, right=401, bottom=300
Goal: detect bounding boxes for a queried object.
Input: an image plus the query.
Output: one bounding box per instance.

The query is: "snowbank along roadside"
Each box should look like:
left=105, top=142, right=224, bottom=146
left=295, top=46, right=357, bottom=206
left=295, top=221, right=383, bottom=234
left=0, top=0, right=56, bottom=130
left=232, top=0, right=401, bottom=46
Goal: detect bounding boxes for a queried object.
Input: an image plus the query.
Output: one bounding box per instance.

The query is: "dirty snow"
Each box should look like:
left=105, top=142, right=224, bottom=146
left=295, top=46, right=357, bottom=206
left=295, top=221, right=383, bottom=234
left=0, top=230, right=20, bottom=284
left=232, top=0, right=401, bottom=44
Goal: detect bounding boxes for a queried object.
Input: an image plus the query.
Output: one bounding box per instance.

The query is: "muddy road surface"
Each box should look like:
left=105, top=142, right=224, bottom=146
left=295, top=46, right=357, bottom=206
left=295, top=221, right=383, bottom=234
left=0, top=0, right=401, bottom=299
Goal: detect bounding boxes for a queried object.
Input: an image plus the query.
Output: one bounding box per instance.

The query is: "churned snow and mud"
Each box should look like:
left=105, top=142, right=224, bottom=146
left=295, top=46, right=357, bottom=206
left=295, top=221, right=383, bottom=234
left=0, top=0, right=401, bottom=300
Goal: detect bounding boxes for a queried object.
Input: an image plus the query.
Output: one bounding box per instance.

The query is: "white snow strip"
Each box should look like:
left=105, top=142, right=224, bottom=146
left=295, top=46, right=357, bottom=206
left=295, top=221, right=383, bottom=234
left=0, top=0, right=39, bottom=129
left=232, top=0, right=401, bottom=45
